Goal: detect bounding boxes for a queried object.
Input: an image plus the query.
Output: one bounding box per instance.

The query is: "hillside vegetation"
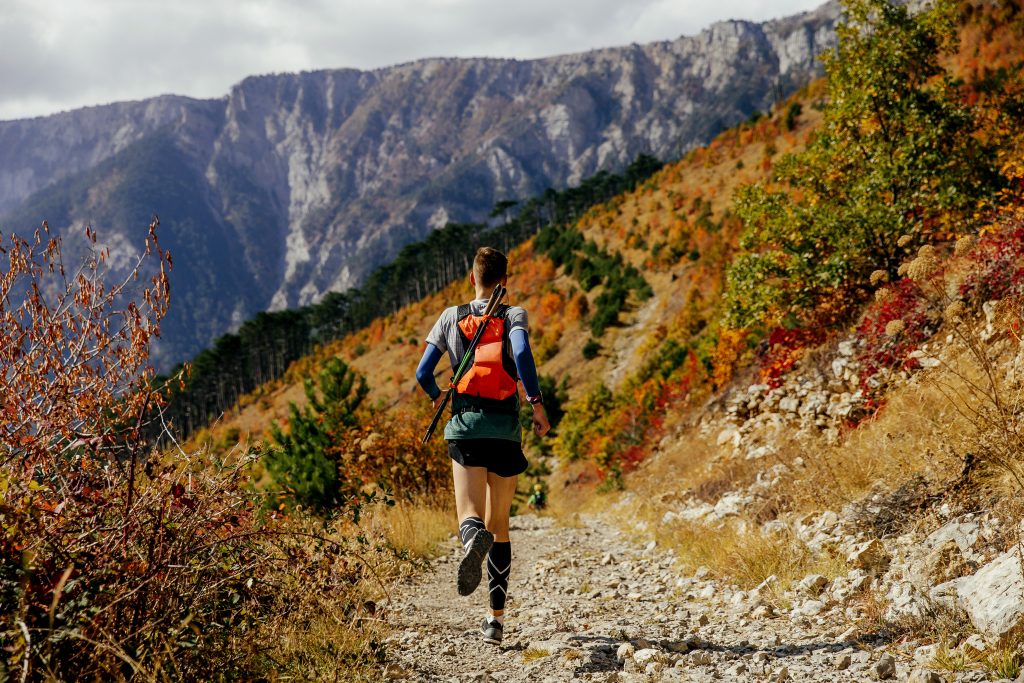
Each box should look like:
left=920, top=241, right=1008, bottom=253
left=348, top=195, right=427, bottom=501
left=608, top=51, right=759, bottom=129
left=5, top=0, right=1024, bottom=680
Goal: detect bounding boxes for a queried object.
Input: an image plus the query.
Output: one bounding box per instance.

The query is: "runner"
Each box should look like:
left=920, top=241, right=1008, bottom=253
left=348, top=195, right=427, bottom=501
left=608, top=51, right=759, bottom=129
left=415, top=246, right=551, bottom=645
left=527, top=483, right=547, bottom=512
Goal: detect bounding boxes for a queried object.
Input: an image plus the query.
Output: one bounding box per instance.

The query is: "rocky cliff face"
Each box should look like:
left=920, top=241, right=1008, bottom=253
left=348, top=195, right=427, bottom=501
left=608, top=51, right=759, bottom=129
left=0, top=2, right=839, bottom=366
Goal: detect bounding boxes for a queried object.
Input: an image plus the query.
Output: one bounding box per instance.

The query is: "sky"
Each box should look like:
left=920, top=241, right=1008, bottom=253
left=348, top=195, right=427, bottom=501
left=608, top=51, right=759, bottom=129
left=1, top=0, right=827, bottom=121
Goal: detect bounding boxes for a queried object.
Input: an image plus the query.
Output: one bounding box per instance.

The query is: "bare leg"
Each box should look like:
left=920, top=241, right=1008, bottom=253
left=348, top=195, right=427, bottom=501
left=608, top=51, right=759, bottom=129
left=485, top=472, right=517, bottom=542
left=452, top=460, right=488, bottom=522
left=453, top=461, right=496, bottom=598
left=485, top=472, right=517, bottom=618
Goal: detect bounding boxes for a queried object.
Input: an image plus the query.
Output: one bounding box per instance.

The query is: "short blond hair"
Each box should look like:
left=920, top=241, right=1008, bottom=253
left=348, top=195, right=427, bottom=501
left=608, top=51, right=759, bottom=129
left=473, top=247, right=508, bottom=289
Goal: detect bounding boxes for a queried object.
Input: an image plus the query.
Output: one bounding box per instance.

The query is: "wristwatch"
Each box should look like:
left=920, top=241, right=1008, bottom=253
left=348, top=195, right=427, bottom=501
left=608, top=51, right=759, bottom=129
left=526, top=394, right=543, bottom=406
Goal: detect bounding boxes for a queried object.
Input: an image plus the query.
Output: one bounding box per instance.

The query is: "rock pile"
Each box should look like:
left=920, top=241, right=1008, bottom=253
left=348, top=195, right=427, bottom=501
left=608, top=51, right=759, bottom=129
left=715, top=338, right=868, bottom=453
left=657, top=326, right=1024, bottom=679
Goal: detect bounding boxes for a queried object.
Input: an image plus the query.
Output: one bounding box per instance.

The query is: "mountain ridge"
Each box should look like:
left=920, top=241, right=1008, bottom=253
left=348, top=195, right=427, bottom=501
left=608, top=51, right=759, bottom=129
left=0, top=2, right=839, bottom=366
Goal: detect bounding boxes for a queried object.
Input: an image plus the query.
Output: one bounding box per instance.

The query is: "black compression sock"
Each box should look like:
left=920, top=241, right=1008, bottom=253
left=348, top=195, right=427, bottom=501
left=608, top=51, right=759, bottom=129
left=459, top=516, right=486, bottom=551
left=487, top=541, right=511, bottom=611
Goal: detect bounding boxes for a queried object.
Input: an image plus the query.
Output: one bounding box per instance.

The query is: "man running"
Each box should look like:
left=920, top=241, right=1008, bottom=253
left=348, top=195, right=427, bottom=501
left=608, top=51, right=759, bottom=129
left=415, top=246, right=550, bottom=645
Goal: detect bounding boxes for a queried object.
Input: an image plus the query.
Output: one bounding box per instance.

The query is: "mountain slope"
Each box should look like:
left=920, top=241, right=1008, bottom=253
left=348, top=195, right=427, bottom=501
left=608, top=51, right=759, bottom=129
left=175, top=4, right=1024, bottom=678
left=188, top=82, right=821, bottom=452
left=0, top=2, right=839, bottom=366
left=4, top=131, right=261, bottom=362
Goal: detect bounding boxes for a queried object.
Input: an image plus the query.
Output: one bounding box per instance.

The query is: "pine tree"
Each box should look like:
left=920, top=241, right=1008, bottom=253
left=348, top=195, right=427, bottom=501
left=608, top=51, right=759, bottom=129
left=265, top=358, right=369, bottom=513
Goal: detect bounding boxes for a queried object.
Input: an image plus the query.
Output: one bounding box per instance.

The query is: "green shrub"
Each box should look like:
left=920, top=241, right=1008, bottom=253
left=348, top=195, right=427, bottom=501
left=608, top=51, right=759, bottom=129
left=535, top=226, right=651, bottom=336
left=265, top=358, right=369, bottom=514
left=725, top=0, right=1001, bottom=331
left=783, top=102, right=802, bottom=131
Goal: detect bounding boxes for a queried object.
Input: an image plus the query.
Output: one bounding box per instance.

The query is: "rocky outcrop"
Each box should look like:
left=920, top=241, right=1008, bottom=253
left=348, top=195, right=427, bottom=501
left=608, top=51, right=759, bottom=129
left=0, top=95, right=222, bottom=215
left=649, top=314, right=1024, bottom=680
left=954, top=548, right=1024, bottom=640
left=0, top=2, right=839, bottom=365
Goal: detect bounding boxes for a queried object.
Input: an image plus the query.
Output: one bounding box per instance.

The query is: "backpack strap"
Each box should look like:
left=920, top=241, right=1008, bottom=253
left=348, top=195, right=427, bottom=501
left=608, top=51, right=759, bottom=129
left=494, top=304, right=519, bottom=381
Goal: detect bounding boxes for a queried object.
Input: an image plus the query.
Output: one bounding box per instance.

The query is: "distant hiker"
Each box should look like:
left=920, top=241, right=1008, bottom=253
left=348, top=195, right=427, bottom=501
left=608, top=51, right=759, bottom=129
left=416, top=246, right=551, bottom=645
left=527, top=484, right=547, bottom=512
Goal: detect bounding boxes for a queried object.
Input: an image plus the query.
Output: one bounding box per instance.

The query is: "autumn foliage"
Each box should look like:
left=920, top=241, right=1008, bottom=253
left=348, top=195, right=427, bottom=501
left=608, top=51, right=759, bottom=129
left=0, top=223, right=390, bottom=680
left=0, top=220, right=169, bottom=465
left=726, top=0, right=1002, bottom=332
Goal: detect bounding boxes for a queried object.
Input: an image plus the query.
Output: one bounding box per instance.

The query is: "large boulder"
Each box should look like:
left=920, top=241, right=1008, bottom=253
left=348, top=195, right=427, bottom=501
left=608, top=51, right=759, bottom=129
left=957, top=549, right=1024, bottom=640
left=906, top=517, right=982, bottom=593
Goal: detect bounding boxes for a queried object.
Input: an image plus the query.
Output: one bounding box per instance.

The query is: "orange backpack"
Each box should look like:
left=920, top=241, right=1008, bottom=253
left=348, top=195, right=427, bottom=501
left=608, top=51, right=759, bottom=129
left=453, top=304, right=519, bottom=405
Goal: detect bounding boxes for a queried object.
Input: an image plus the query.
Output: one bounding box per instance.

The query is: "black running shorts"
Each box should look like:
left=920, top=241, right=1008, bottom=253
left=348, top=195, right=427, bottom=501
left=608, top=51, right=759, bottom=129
left=447, top=439, right=529, bottom=478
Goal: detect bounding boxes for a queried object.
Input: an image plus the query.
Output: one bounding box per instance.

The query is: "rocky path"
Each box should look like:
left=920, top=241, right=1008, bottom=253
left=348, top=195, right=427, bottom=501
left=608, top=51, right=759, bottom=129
left=381, top=514, right=901, bottom=683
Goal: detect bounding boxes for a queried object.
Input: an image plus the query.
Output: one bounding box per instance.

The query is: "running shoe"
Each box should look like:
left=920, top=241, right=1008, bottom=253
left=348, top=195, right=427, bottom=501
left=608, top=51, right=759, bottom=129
left=480, top=616, right=503, bottom=645
left=457, top=528, right=494, bottom=596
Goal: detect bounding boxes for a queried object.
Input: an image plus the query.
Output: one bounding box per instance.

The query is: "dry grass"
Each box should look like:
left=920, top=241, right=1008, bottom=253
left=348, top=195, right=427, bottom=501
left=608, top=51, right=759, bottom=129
left=263, top=497, right=455, bottom=678
left=653, top=518, right=846, bottom=603
left=776, top=382, right=965, bottom=511
left=597, top=337, right=995, bottom=597
left=767, top=293, right=1024, bottom=518
left=268, top=592, right=388, bottom=681
left=632, top=429, right=743, bottom=501
left=931, top=641, right=984, bottom=673
left=918, top=630, right=1023, bottom=679
left=367, top=497, right=455, bottom=562
left=588, top=300, right=1024, bottom=680
left=628, top=291, right=1020, bottom=509
left=984, top=643, right=1023, bottom=680
left=607, top=423, right=850, bottom=597
left=523, top=647, right=551, bottom=662
left=851, top=586, right=893, bottom=635
left=606, top=370, right=982, bottom=596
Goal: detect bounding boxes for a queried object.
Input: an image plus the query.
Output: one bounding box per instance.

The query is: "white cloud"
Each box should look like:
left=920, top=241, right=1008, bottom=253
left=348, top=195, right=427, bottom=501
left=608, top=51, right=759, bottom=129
left=0, top=0, right=827, bottom=120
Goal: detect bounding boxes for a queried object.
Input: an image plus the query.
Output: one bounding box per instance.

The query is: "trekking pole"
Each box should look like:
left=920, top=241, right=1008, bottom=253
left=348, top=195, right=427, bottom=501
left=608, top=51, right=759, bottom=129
left=422, top=284, right=506, bottom=443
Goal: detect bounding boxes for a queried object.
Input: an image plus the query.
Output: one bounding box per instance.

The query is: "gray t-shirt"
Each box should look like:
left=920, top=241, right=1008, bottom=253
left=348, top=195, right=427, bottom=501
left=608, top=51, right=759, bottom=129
left=425, top=299, right=528, bottom=368
left=425, top=299, right=528, bottom=442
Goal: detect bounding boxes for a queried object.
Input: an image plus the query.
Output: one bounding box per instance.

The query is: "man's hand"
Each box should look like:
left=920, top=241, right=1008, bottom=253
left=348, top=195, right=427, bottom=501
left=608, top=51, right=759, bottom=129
left=431, top=394, right=443, bottom=410
left=532, top=403, right=551, bottom=437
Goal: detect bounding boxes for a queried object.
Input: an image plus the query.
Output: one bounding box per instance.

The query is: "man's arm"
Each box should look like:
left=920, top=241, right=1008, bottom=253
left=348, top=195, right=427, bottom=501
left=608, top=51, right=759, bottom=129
left=416, top=343, right=444, bottom=401
left=509, top=328, right=550, bottom=437
left=509, top=329, right=541, bottom=398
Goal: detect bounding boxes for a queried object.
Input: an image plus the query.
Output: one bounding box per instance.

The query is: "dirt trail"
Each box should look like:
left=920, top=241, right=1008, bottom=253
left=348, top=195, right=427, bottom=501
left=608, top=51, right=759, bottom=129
left=604, top=293, right=660, bottom=392
left=381, top=513, right=882, bottom=682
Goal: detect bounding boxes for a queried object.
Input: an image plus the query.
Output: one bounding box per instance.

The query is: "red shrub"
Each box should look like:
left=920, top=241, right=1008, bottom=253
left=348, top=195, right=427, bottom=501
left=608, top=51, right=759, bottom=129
left=959, top=221, right=1024, bottom=302
left=856, top=278, right=934, bottom=399
left=759, top=327, right=825, bottom=389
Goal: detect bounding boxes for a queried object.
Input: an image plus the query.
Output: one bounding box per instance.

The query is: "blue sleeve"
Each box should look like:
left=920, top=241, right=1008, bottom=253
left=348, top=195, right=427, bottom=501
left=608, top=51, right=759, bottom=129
left=416, top=343, right=444, bottom=400
left=509, top=328, right=542, bottom=400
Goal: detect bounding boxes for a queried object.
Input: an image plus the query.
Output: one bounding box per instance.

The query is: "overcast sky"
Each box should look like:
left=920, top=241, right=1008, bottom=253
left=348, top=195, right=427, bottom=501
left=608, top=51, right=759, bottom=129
left=1, top=0, right=826, bottom=121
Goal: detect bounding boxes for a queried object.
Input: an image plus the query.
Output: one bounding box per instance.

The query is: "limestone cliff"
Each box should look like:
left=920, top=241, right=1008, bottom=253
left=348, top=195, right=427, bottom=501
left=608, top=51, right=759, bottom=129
left=0, top=2, right=839, bottom=365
